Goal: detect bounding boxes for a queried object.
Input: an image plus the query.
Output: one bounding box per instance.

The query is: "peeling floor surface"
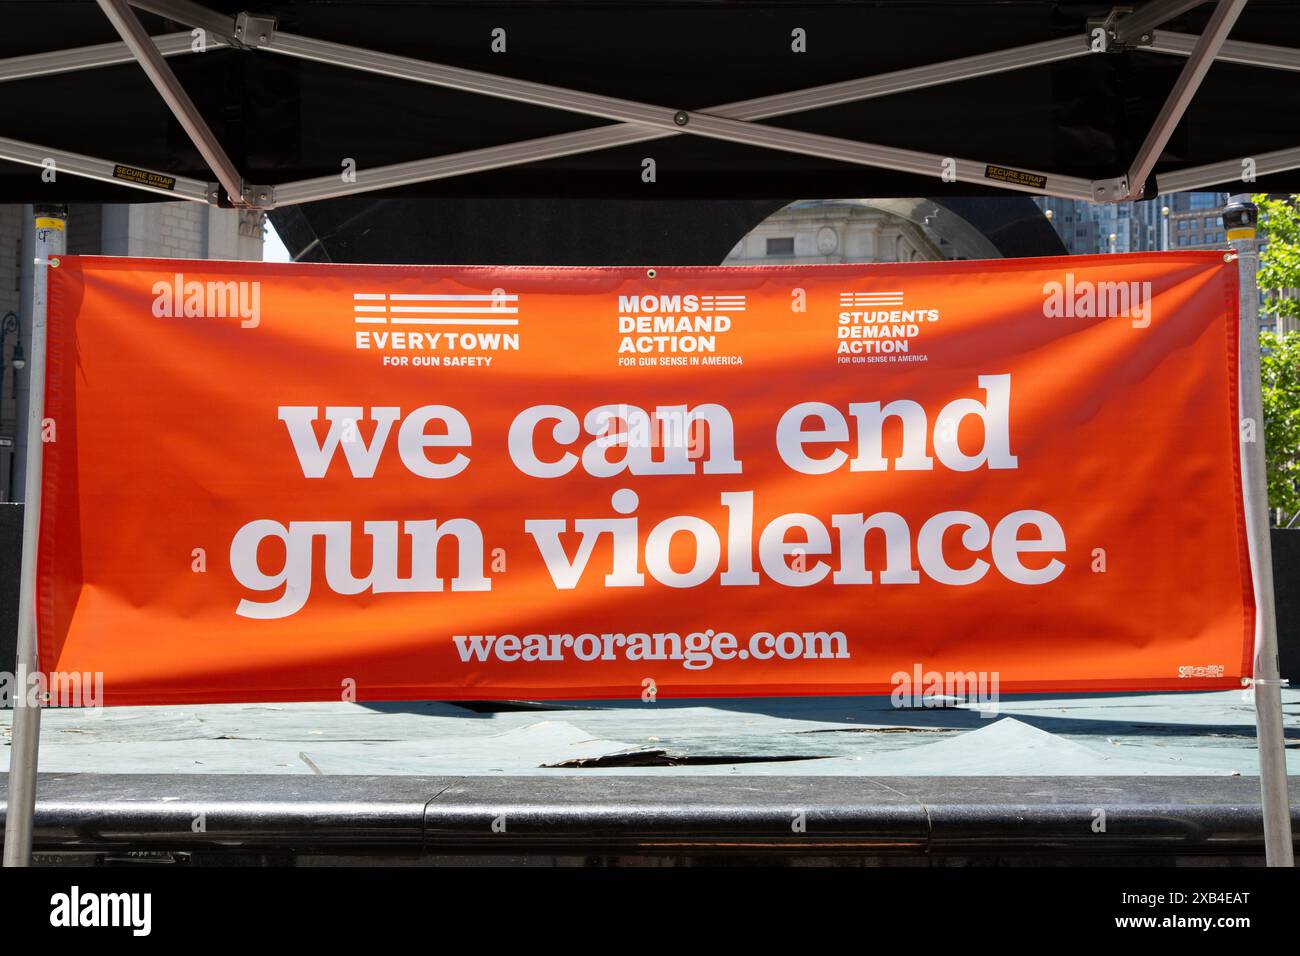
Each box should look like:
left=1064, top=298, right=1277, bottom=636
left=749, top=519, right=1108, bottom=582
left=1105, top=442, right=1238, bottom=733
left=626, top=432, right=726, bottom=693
left=3, top=690, right=1298, bottom=776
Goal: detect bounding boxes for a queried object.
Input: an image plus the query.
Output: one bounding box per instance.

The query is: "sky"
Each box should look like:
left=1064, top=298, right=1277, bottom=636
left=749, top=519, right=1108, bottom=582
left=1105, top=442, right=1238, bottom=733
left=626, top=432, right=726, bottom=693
left=263, top=219, right=291, bottom=262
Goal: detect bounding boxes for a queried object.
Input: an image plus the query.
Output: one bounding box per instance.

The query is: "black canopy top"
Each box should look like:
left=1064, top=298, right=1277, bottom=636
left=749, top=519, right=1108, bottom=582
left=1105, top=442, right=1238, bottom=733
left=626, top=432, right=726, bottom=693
left=1, top=0, right=1297, bottom=205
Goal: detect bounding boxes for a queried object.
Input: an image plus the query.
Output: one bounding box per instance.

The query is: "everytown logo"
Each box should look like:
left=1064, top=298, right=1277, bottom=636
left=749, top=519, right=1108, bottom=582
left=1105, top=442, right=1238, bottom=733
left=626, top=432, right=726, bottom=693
left=50, top=886, right=151, bottom=936
left=1042, top=273, right=1151, bottom=328
left=352, top=290, right=521, bottom=359
left=151, top=273, right=260, bottom=328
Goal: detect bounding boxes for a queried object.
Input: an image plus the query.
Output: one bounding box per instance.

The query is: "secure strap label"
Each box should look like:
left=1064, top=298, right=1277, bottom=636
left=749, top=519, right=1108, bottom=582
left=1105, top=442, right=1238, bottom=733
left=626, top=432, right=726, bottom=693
left=984, top=165, right=1047, bottom=190
left=112, top=165, right=177, bottom=191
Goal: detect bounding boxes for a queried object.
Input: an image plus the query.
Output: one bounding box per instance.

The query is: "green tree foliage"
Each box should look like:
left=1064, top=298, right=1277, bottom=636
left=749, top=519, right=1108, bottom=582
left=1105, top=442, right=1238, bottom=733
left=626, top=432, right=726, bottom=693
left=1260, top=330, right=1300, bottom=521
left=1255, top=194, right=1300, bottom=522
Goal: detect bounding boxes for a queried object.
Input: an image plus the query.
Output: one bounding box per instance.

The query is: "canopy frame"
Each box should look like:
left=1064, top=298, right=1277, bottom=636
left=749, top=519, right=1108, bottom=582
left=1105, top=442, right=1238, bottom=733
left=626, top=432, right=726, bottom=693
left=0, top=0, right=1295, bottom=207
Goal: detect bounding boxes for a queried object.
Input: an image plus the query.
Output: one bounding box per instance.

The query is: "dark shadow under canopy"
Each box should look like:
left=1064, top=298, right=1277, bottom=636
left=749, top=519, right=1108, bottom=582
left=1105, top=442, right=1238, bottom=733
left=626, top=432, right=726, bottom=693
left=0, top=0, right=1298, bottom=207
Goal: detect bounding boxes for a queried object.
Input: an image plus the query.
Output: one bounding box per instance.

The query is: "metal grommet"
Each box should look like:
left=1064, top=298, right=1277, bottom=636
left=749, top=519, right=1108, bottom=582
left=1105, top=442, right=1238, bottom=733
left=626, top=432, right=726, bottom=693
left=49, top=257, right=60, bottom=268
left=646, top=268, right=657, bottom=279
left=673, top=111, right=689, bottom=127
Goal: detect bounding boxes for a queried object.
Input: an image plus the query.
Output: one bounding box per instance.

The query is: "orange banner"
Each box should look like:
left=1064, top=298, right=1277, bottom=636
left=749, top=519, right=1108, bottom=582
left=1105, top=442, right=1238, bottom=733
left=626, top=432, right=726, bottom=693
left=39, top=252, right=1251, bottom=705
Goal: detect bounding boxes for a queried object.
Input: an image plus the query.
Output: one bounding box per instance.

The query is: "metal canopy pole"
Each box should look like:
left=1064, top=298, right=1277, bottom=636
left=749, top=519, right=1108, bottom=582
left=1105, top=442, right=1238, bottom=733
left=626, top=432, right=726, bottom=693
left=1156, top=144, right=1300, bottom=193
left=0, top=23, right=1097, bottom=206
left=127, top=0, right=238, bottom=39
left=0, top=31, right=218, bottom=83
left=0, top=134, right=211, bottom=203
left=1227, top=196, right=1295, bottom=867
left=264, top=31, right=1097, bottom=202
left=1113, top=0, right=1210, bottom=44
left=2, top=206, right=65, bottom=868
left=96, top=0, right=245, bottom=203
left=1153, top=30, right=1300, bottom=70
left=272, top=36, right=1095, bottom=206
left=2, top=0, right=1296, bottom=206
left=1126, top=0, right=1248, bottom=198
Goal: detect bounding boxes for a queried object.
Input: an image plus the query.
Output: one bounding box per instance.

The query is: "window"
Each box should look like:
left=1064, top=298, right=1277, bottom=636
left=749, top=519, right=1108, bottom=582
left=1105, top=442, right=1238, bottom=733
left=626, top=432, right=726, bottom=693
left=1178, top=220, right=1189, bottom=230
left=766, top=237, right=795, bottom=256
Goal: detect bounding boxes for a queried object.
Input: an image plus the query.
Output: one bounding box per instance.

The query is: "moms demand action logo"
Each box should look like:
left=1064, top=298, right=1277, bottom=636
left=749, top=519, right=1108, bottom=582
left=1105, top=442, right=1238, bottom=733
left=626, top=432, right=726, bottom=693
left=152, top=273, right=260, bottom=328
left=617, top=292, right=745, bottom=355
left=1042, top=273, right=1151, bottom=328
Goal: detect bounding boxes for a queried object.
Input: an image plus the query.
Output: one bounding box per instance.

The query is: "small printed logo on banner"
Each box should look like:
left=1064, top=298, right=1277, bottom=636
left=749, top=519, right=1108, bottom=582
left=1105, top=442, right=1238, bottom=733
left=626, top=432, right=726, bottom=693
left=617, top=292, right=745, bottom=363
left=1042, top=273, right=1152, bottom=328
left=1178, top=664, right=1225, bottom=678
left=49, top=886, right=151, bottom=936
left=152, top=273, right=260, bottom=328
left=353, top=290, right=520, bottom=365
left=837, top=290, right=940, bottom=360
